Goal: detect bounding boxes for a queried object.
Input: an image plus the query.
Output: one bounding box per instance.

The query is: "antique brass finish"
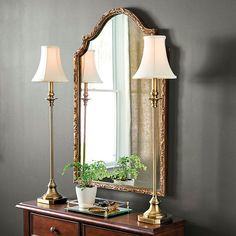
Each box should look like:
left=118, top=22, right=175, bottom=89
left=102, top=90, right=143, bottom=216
left=149, top=78, right=161, bottom=108
left=37, top=82, right=67, bottom=205
left=137, top=201, right=171, bottom=224
left=138, top=78, right=168, bottom=224
left=81, top=82, right=89, bottom=165
left=73, top=8, right=168, bottom=196
left=138, top=196, right=166, bottom=224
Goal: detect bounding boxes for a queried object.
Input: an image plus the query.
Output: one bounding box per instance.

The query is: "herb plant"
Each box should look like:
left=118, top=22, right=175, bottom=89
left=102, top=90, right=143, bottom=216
left=111, top=154, right=147, bottom=181
left=62, top=160, right=109, bottom=189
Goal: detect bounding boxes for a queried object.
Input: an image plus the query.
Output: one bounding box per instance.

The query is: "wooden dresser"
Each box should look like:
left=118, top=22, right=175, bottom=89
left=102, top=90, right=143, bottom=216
left=16, top=201, right=184, bottom=236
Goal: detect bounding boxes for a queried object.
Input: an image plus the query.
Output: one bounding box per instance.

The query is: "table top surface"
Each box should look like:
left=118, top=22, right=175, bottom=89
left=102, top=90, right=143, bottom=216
left=16, top=200, right=184, bottom=235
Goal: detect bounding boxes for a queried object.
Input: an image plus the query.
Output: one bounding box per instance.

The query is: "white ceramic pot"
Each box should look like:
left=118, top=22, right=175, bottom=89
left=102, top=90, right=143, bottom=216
left=113, top=179, right=134, bottom=186
left=75, top=185, right=97, bottom=209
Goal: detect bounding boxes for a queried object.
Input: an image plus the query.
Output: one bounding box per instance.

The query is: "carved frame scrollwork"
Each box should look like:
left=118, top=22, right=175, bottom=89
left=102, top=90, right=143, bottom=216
left=73, top=7, right=168, bottom=196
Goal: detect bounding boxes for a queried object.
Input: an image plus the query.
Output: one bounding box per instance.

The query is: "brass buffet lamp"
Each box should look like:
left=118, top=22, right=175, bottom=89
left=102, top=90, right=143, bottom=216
left=81, top=50, right=102, bottom=165
left=133, top=35, right=176, bottom=224
left=32, top=46, right=68, bottom=204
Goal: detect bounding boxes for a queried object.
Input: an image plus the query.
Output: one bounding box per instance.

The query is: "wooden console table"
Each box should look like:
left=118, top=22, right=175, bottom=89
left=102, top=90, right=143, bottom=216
left=16, top=201, right=184, bottom=236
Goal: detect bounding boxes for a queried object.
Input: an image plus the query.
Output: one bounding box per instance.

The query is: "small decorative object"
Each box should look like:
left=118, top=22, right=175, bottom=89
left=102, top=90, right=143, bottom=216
left=62, top=160, right=109, bottom=208
left=66, top=197, right=131, bottom=218
left=133, top=35, right=176, bottom=224
left=111, top=154, right=147, bottom=186
left=89, top=202, right=120, bottom=213
left=32, top=46, right=68, bottom=205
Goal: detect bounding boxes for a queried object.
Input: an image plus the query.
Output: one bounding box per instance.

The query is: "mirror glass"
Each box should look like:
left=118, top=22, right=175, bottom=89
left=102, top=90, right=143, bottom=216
left=74, top=10, right=167, bottom=196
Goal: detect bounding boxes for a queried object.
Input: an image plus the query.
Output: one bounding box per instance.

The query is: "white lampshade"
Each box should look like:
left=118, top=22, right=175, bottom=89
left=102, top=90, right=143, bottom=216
left=32, top=46, right=68, bottom=83
left=81, top=50, right=102, bottom=83
left=133, top=35, right=176, bottom=79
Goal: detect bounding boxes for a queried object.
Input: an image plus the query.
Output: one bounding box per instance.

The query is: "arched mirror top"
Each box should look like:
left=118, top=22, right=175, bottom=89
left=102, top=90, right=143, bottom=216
left=74, top=8, right=158, bottom=59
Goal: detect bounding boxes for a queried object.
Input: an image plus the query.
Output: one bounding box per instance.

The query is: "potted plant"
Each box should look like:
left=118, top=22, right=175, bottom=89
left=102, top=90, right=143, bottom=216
left=111, top=154, right=147, bottom=186
left=62, top=160, right=109, bottom=208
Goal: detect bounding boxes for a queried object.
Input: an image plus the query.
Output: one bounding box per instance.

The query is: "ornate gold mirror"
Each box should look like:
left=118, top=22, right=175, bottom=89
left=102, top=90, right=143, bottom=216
left=73, top=8, right=167, bottom=196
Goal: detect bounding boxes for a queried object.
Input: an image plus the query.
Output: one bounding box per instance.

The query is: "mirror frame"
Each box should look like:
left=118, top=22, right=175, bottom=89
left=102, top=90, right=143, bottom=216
left=73, top=7, right=168, bottom=196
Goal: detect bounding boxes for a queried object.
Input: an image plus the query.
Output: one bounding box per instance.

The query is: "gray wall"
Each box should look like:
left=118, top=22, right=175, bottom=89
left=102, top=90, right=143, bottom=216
left=0, top=0, right=236, bottom=235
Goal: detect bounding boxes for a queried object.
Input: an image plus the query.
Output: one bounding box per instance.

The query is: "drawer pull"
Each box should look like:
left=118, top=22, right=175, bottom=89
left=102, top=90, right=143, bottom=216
left=50, top=226, right=58, bottom=234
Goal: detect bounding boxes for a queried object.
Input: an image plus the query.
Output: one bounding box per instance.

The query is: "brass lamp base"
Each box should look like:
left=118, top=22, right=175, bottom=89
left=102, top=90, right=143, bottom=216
left=37, top=196, right=67, bottom=205
left=37, top=179, right=67, bottom=205
left=138, top=196, right=171, bottom=225
left=138, top=213, right=171, bottom=224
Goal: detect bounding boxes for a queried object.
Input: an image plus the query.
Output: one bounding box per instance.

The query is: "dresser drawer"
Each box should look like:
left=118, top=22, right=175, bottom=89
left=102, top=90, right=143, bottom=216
left=83, top=224, right=135, bottom=236
left=31, top=213, right=79, bottom=236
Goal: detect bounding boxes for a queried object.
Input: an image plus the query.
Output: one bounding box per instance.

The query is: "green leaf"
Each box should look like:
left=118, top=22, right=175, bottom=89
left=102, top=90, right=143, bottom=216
left=62, top=160, right=110, bottom=188
left=111, top=154, right=147, bottom=180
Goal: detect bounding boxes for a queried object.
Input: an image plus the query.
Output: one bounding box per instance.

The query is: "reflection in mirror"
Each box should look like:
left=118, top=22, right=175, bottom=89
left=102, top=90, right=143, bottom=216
left=80, top=50, right=103, bottom=165
left=74, top=8, right=167, bottom=196
left=81, top=14, right=156, bottom=187
left=82, top=15, right=132, bottom=167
